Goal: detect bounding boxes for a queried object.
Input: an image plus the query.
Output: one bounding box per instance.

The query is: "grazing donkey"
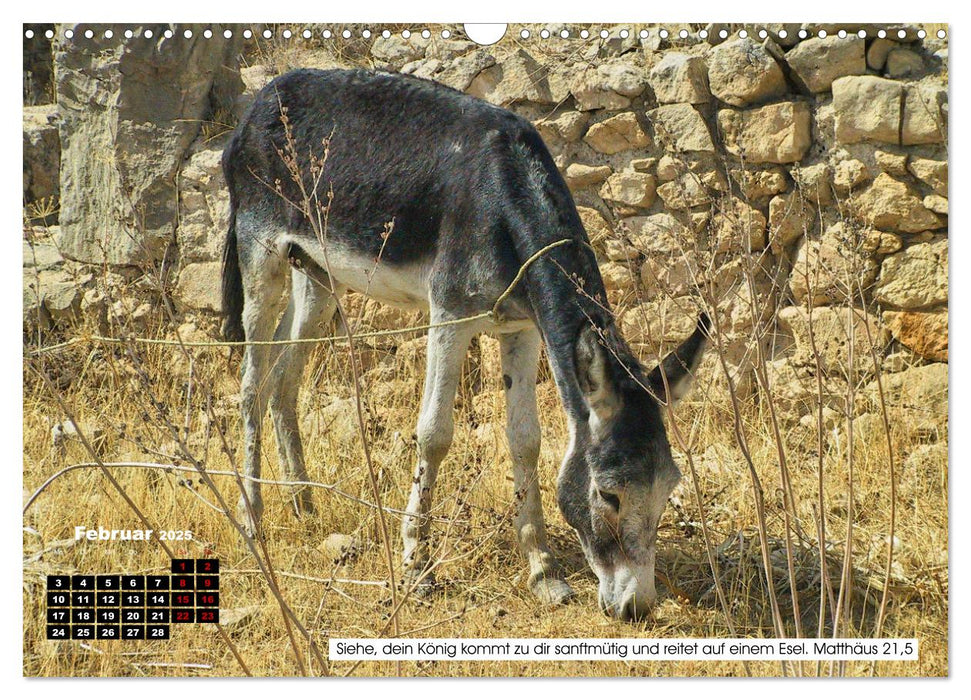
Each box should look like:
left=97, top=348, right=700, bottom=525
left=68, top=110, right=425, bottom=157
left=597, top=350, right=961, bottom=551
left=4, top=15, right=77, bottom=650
left=221, top=68, right=709, bottom=621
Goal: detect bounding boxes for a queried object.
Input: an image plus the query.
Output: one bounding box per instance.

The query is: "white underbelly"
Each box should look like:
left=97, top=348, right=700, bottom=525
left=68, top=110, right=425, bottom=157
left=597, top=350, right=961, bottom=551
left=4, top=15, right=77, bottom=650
left=285, top=236, right=430, bottom=310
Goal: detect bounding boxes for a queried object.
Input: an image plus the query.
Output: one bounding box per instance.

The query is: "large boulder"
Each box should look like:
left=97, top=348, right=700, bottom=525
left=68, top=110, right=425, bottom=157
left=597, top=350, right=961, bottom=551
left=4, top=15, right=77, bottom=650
left=717, top=101, right=812, bottom=164
left=707, top=37, right=787, bottom=107
left=874, top=238, right=948, bottom=309
left=908, top=158, right=947, bottom=197
left=832, top=76, right=903, bottom=144
left=54, top=25, right=242, bottom=266
left=785, top=36, right=866, bottom=93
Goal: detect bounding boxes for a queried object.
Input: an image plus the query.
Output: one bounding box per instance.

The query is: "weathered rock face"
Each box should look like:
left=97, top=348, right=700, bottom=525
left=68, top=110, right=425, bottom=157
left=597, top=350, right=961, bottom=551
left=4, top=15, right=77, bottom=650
left=647, top=104, right=715, bottom=153
left=23, top=105, right=60, bottom=205
left=832, top=76, right=903, bottom=144
left=649, top=53, right=710, bottom=104
left=785, top=36, right=866, bottom=93
left=708, top=37, right=787, bottom=107
left=874, top=238, right=948, bottom=309
left=883, top=309, right=948, bottom=361
left=23, top=25, right=949, bottom=408
left=718, top=101, right=812, bottom=164
left=790, top=223, right=879, bottom=306
left=570, top=60, right=647, bottom=110
left=54, top=25, right=242, bottom=266
left=851, top=173, right=943, bottom=233
left=584, top=112, right=650, bottom=154
left=599, top=172, right=657, bottom=209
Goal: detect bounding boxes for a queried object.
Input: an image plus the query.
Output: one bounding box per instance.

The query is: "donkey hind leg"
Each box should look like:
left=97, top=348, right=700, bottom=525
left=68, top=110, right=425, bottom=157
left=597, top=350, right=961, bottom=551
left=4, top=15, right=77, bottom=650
left=237, top=243, right=289, bottom=537
left=268, top=266, right=343, bottom=519
left=501, top=328, right=574, bottom=605
left=401, top=317, right=476, bottom=596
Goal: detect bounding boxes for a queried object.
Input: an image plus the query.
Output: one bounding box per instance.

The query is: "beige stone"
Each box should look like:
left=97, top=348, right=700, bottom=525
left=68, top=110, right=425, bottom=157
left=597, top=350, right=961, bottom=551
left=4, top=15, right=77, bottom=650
left=859, top=363, right=948, bottom=422
left=176, top=262, right=222, bottom=312
left=883, top=310, right=948, bottom=361
left=833, top=158, right=871, bottom=192
left=785, top=36, right=866, bottom=93
left=874, top=239, right=948, bottom=309
left=623, top=213, right=692, bottom=256
left=649, top=53, right=710, bottom=104
left=729, top=167, right=789, bottom=200
left=908, top=158, right=947, bottom=196
left=648, top=104, right=716, bottom=153
left=866, top=38, right=897, bottom=70
left=792, top=162, right=834, bottom=205
left=599, top=172, right=657, bottom=208
left=570, top=61, right=648, bottom=111
left=768, top=192, right=814, bottom=253
left=565, top=163, right=612, bottom=190
left=468, top=49, right=556, bottom=105
left=535, top=111, right=590, bottom=143
left=718, top=101, right=812, bottom=164
left=583, top=112, right=651, bottom=154
left=832, top=76, right=903, bottom=144
left=790, top=223, right=879, bottom=306
left=577, top=206, right=613, bottom=246
left=708, top=37, right=787, bottom=107
left=851, top=173, right=943, bottom=233
left=711, top=197, right=768, bottom=253
left=875, top=150, right=909, bottom=176
left=657, top=174, right=711, bottom=209
left=902, top=82, right=947, bottom=145
left=886, top=48, right=924, bottom=78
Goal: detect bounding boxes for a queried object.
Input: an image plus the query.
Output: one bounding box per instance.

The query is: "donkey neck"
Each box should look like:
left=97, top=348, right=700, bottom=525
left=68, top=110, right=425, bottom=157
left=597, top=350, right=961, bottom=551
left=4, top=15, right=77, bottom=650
left=519, top=238, right=614, bottom=423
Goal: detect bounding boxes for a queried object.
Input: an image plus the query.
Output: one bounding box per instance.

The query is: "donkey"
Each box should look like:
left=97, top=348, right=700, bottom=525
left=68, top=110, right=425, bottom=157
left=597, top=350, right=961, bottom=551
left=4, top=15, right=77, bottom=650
left=221, top=68, right=709, bottom=621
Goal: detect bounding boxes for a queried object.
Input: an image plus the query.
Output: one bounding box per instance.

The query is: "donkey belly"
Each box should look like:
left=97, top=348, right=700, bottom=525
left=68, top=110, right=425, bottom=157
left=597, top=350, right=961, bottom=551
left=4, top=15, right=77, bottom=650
left=285, top=234, right=431, bottom=310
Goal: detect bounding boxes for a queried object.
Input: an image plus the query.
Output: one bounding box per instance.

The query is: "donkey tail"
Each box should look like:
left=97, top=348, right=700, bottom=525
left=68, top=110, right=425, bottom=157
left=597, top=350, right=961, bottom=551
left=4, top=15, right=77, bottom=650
left=221, top=136, right=245, bottom=344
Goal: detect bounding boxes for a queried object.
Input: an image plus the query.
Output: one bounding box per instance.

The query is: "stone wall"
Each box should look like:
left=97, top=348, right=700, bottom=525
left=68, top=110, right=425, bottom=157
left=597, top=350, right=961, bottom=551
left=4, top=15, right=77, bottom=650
left=23, top=23, right=948, bottom=425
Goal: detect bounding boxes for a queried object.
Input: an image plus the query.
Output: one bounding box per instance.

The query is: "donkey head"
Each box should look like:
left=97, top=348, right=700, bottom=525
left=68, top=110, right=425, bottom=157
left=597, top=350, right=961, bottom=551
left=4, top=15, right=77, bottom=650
left=557, top=313, right=709, bottom=621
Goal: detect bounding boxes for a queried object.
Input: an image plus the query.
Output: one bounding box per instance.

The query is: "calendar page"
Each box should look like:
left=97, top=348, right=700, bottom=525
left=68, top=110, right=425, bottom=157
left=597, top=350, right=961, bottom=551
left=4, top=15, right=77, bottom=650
left=22, top=20, right=949, bottom=679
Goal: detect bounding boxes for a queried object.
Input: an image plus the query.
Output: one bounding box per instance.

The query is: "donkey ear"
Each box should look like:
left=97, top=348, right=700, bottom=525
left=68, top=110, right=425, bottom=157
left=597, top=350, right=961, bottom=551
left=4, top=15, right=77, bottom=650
left=648, top=312, right=710, bottom=406
left=575, top=324, right=621, bottom=428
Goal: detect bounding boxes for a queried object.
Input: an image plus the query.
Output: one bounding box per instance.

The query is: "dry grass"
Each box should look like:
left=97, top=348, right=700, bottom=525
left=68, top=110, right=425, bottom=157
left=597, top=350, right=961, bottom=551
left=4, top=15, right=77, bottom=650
left=22, top=269, right=948, bottom=677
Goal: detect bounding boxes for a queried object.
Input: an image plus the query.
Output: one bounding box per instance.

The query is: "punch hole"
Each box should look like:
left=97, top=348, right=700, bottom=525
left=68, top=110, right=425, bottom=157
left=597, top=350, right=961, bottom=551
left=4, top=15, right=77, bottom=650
left=838, top=29, right=847, bottom=38
left=638, top=29, right=648, bottom=38
left=580, top=29, right=589, bottom=39
left=45, top=29, right=54, bottom=38
left=322, top=29, right=332, bottom=39
left=540, top=29, right=550, bottom=39
left=164, top=29, right=173, bottom=38
left=778, top=29, right=788, bottom=39
left=917, top=29, right=926, bottom=39
left=25, top=29, right=34, bottom=38
left=263, top=29, right=272, bottom=39
left=282, top=29, right=292, bottom=39
left=104, top=29, right=113, bottom=39
left=937, top=29, right=946, bottom=38
left=224, top=29, right=233, bottom=39
left=659, top=28, right=669, bottom=39
left=858, top=30, right=867, bottom=38
left=679, top=29, right=689, bottom=39
left=699, top=29, right=709, bottom=39
left=362, top=29, right=371, bottom=39
left=878, top=29, right=887, bottom=38
left=243, top=29, right=252, bottom=39
left=718, top=29, right=728, bottom=39
left=382, top=30, right=391, bottom=38
left=620, top=29, right=630, bottom=39
left=464, top=24, right=506, bottom=46
left=124, top=29, right=133, bottom=38
left=600, top=29, right=609, bottom=39
left=421, top=29, right=431, bottom=39
left=203, top=29, right=212, bottom=39
left=520, top=29, right=530, bottom=39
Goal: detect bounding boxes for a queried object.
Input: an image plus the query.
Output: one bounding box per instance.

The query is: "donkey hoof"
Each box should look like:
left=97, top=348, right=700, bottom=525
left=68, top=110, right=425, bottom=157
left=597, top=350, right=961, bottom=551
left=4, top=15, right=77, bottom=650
left=530, top=577, right=574, bottom=606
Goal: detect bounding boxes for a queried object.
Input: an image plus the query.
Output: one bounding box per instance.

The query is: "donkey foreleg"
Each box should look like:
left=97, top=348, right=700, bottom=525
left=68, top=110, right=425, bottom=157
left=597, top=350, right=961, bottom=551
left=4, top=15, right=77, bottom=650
left=501, top=328, right=574, bottom=605
left=401, top=319, right=475, bottom=595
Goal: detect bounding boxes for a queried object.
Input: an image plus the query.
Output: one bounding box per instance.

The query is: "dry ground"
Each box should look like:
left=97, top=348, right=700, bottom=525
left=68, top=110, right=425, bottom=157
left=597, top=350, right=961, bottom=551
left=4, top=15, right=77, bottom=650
left=23, top=291, right=948, bottom=678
